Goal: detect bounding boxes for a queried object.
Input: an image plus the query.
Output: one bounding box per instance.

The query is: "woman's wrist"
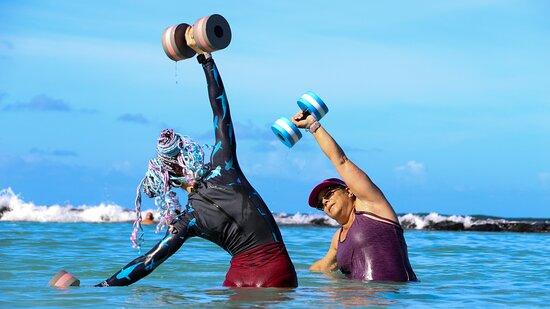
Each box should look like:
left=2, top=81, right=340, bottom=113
left=307, top=121, right=321, bottom=133
left=196, top=53, right=213, bottom=64
left=306, top=113, right=321, bottom=133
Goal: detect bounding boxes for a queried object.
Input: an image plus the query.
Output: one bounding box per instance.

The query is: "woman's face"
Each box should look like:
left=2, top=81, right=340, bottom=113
left=318, top=186, right=354, bottom=224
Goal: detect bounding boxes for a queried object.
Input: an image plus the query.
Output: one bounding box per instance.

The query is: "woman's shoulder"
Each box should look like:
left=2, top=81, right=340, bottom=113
left=354, top=198, right=399, bottom=225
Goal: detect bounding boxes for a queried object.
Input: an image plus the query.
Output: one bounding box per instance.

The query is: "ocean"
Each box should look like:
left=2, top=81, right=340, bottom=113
left=1, top=189, right=549, bottom=307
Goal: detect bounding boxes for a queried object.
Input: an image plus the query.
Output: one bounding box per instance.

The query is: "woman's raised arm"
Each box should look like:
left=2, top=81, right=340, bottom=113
left=199, top=55, right=240, bottom=177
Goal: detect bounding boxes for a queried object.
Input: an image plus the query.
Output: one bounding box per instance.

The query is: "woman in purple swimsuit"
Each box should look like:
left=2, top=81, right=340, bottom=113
left=291, top=111, right=417, bottom=282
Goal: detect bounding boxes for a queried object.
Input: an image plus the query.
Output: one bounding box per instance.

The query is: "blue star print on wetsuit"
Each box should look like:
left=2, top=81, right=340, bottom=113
left=96, top=56, right=288, bottom=287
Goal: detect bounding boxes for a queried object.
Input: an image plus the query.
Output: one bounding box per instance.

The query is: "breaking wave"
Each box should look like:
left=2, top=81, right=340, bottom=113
left=1, top=188, right=548, bottom=232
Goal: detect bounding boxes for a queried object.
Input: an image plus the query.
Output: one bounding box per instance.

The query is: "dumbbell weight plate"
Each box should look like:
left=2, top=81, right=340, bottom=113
left=49, top=269, right=80, bottom=288
left=297, top=91, right=328, bottom=120
left=162, top=23, right=197, bottom=61
left=193, top=14, right=232, bottom=53
left=271, top=117, right=302, bottom=148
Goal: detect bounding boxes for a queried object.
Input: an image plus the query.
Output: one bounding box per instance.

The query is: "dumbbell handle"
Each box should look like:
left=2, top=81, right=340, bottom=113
left=292, top=109, right=316, bottom=122
left=301, top=109, right=311, bottom=116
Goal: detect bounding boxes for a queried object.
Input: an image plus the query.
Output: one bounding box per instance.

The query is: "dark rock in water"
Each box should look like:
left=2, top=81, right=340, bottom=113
left=397, top=215, right=550, bottom=233
left=507, top=223, right=532, bottom=232
left=503, top=222, right=550, bottom=233
left=428, top=221, right=464, bottom=231
left=310, top=218, right=331, bottom=226
left=0, top=205, right=11, bottom=219
left=400, top=221, right=417, bottom=229
left=418, top=221, right=550, bottom=233
left=469, top=224, right=502, bottom=232
left=532, top=223, right=550, bottom=232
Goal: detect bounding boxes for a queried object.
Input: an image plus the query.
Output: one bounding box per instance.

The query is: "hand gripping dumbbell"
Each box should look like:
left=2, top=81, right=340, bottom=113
left=271, top=92, right=329, bottom=148
left=161, top=14, right=231, bottom=61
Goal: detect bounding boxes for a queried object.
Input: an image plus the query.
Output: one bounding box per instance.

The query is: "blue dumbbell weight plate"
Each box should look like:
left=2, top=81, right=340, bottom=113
left=271, top=117, right=302, bottom=148
left=297, top=91, right=328, bottom=120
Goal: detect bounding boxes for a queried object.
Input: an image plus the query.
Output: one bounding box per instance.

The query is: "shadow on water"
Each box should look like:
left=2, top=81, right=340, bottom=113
left=111, top=285, right=298, bottom=307
left=308, top=273, right=406, bottom=307
left=112, top=277, right=406, bottom=307
left=208, top=287, right=296, bottom=305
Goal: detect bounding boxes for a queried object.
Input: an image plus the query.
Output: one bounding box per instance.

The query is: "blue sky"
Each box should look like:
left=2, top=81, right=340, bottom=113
left=0, top=1, right=548, bottom=217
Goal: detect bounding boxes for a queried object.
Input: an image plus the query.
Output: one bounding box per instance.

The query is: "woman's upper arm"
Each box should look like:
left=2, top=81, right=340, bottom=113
left=335, top=156, right=386, bottom=203
left=326, top=229, right=339, bottom=263
left=311, top=229, right=339, bottom=272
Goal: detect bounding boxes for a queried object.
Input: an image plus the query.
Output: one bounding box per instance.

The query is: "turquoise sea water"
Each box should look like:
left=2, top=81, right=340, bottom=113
left=0, top=222, right=548, bottom=307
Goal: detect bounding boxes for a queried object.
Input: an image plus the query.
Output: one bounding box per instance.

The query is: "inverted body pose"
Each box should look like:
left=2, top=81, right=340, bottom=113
left=292, top=112, right=417, bottom=282
left=97, top=55, right=297, bottom=288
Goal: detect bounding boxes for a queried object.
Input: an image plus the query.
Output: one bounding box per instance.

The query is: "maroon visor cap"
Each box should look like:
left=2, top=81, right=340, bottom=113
left=308, top=178, right=347, bottom=208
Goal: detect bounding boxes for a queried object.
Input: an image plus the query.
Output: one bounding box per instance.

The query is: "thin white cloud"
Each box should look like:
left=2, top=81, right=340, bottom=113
left=117, top=113, right=150, bottom=125
left=29, top=148, right=78, bottom=157
left=1, top=94, right=99, bottom=114
left=195, top=120, right=273, bottom=141
left=2, top=94, right=72, bottom=112
left=395, top=160, right=427, bottom=185
left=395, top=160, right=426, bottom=175
left=111, top=161, right=133, bottom=174
left=240, top=140, right=333, bottom=181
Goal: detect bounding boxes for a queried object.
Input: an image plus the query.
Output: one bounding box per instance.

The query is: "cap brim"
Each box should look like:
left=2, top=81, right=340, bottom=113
left=307, top=178, right=347, bottom=208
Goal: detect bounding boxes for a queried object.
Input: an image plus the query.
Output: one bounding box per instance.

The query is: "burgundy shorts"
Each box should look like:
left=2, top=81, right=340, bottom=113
left=223, top=242, right=298, bottom=288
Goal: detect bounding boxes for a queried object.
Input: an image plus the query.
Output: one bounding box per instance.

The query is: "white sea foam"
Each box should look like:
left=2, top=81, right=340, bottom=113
left=273, top=212, right=339, bottom=226
left=0, top=188, right=145, bottom=222
left=1, top=188, right=546, bottom=231
left=399, top=212, right=477, bottom=229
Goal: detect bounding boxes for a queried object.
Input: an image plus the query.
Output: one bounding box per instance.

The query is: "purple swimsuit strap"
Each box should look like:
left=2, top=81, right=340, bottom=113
left=339, top=210, right=402, bottom=242
left=355, top=211, right=402, bottom=228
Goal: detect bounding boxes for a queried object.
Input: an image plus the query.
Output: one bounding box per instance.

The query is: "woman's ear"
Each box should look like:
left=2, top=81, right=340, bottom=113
left=345, top=187, right=356, bottom=199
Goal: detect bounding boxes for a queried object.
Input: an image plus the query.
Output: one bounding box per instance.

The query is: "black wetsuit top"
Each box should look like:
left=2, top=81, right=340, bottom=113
left=97, top=57, right=284, bottom=287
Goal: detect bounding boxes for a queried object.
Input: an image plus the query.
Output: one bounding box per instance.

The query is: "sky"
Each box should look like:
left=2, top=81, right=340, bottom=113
left=0, top=1, right=548, bottom=217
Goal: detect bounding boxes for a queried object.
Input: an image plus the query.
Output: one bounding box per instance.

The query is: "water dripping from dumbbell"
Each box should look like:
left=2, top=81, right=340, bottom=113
left=174, top=61, right=178, bottom=84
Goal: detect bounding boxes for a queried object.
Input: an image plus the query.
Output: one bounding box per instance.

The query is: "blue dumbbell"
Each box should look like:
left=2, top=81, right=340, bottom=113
left=271, top=91, right=329, bottom=148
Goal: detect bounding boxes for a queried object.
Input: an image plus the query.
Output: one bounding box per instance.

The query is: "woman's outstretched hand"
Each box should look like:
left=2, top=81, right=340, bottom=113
left=291, top=111, right=316, bottom=129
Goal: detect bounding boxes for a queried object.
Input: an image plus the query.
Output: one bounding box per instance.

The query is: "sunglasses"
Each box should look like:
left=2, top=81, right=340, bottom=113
left=316, top=186, right=341, bottom=210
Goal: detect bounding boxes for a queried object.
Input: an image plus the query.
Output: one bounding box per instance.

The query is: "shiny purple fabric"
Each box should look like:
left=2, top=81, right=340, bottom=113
left=336, top=211, right=418, bottom=282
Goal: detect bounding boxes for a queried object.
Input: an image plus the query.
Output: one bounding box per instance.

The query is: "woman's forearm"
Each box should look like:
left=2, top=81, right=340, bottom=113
left=311, top=125, right=348, bottom=167
left=310, top=257, right=338, bottom=272
left=199, top=55, right=237, bottom=165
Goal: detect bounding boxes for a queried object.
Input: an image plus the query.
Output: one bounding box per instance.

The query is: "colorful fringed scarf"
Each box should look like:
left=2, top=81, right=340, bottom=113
left=131, top=129, right=209, bottom=250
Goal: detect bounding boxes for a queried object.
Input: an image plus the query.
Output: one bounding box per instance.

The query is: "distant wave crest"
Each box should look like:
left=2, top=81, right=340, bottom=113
left=1, top=188, right=548, bottom=232
left=0, top=188, right=136, bottom=223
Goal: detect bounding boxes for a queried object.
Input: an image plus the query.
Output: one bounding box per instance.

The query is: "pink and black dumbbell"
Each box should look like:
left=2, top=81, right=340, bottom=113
left=161, top=14, right=231, bottom=61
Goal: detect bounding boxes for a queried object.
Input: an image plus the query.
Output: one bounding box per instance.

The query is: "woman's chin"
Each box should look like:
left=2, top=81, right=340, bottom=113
left=330, top=211, right=345, bottom=224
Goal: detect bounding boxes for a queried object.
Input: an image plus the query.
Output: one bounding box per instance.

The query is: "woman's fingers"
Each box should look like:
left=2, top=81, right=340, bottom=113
left=292, top=111, right=304, bottom=120
left=292, top=111, right=310, bottom=127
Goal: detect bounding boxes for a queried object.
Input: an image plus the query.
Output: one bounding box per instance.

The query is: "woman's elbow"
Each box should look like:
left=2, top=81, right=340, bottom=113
left=332, top=155, right=349, bottom=168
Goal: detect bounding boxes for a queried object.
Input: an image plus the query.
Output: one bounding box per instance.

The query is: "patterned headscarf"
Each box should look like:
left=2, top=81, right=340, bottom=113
left=131, top=129, right=209, bottom=250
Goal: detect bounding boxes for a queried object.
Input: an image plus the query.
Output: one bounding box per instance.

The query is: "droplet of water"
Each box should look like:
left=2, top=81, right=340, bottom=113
left=175, top=61, right=178, bottom=84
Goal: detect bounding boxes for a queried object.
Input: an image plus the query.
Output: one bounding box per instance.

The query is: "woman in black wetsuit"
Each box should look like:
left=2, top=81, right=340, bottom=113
left=96, top=54, right=297, bottom=288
